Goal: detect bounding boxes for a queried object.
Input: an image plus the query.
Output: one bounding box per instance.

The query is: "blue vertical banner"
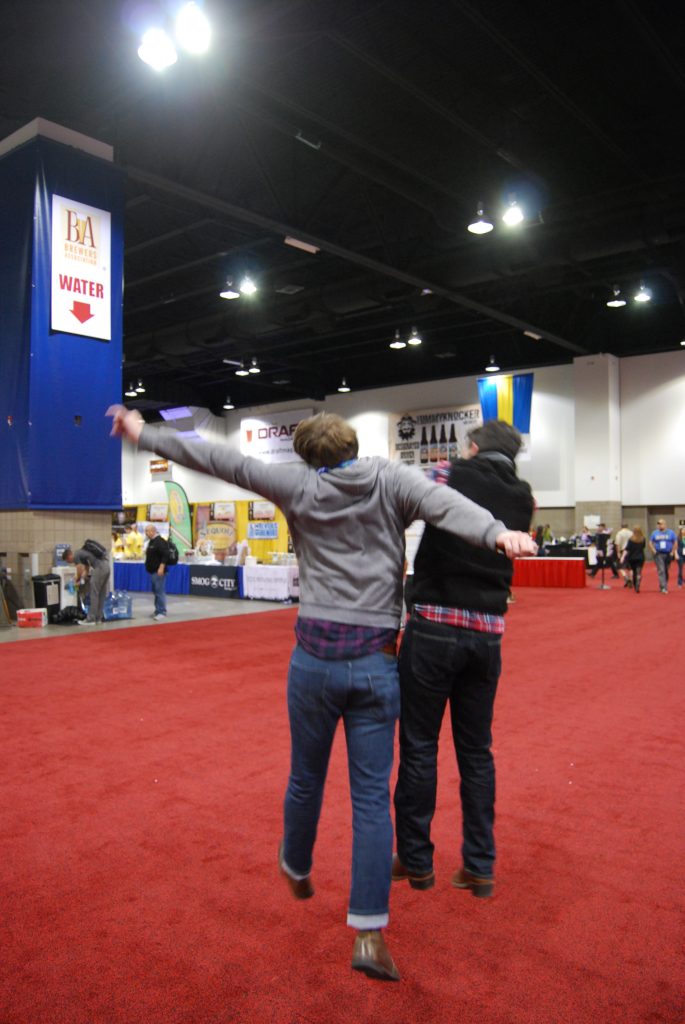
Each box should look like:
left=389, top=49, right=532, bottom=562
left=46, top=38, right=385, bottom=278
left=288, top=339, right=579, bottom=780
left=0, top=123, right=124, bottom=509
left=477, top=372, right=534, bottom=434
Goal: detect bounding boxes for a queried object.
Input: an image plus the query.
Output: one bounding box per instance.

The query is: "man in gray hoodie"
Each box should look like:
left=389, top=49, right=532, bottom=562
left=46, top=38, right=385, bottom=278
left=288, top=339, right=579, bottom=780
left=108, top=406, right=536, bottom=982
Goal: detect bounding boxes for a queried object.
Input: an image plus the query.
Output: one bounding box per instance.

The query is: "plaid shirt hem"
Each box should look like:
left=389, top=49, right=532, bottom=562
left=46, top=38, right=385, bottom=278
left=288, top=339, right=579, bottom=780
left=295, top=617, right=398, bottom=660
left=413, top=603, right=505, bottom=635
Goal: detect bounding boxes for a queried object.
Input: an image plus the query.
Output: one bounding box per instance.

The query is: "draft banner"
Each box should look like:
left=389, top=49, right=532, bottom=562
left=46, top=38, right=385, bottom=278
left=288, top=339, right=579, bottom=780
left=51, top=194, right=111, bottom=340
left=240, top=408, right=312, bottom=463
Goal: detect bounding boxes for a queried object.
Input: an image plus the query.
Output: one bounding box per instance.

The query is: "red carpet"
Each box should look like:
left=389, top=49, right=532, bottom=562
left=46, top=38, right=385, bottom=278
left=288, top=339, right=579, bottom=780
left=1, top=567, right=683, bottom=1023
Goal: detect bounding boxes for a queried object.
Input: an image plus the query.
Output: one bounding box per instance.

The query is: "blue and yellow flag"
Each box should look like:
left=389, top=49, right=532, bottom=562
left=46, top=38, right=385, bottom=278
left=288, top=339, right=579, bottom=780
left=477, top=372, right=533, bottom=434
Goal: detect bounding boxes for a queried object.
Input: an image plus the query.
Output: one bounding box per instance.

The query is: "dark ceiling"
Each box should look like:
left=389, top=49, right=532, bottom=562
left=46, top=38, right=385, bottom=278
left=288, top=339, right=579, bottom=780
left=3, top=0, right=685, bottom=413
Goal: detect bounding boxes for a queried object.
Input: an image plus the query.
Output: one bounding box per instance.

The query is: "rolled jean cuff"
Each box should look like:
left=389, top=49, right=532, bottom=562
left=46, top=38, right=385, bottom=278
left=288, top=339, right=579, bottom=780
left=280, top=854, right=310, bottom=881
left=347, top=912, right=389, bottom=930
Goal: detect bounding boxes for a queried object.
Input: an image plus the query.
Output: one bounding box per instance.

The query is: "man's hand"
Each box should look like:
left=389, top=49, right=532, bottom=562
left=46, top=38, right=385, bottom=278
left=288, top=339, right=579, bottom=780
left=157, top=566, right=164, bottom=576
left=495, top=531, right=538, bottom=559
left=107, top=405, right=144, bottom=445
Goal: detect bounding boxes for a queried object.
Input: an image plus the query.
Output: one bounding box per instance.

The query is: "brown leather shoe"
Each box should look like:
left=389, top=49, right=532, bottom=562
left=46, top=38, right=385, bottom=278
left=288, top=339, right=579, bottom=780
left=352, top=930, right=400, bottom=981
left=451, top=866, right=494, bottom=898
left=391, top=852, right=435, bottom=890
left=278, top=842, right=314, bottom=900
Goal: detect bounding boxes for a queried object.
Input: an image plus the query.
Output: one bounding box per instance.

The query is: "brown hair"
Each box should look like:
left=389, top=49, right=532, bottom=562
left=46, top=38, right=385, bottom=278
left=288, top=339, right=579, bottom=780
left=467, top=419, right=522, bottom=461
left=293, top=412, right=359, bottom=469
left=631, top=526, right=644, bottom=542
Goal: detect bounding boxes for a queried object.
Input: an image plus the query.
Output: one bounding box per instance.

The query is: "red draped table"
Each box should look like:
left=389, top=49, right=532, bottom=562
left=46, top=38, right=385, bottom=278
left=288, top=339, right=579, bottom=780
left=512, top=557, right=587, bottom=588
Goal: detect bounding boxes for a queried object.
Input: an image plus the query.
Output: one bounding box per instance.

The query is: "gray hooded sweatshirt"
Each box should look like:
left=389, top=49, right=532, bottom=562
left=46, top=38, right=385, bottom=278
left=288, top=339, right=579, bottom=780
left=139, top=426, right=506, bottom=629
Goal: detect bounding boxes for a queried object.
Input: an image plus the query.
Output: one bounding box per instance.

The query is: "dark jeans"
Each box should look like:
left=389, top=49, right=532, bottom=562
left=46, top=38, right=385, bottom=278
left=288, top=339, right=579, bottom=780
left=394, top=614, right=501, bottom=879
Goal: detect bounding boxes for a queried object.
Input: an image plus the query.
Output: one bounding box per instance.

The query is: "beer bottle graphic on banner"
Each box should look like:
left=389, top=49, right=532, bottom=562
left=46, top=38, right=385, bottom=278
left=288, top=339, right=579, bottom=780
left=448, top=422, right=459, bottom=459
left=439, top=424, right=448, bottom=460
left=429, top=424, right=438, bottom=462
left=419, top=426, right=428, bottom=464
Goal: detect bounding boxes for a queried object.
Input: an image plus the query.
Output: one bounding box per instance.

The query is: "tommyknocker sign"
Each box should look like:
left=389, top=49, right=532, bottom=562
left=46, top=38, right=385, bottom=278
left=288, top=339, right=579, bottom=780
left=51, top=193, right=112, bottom=341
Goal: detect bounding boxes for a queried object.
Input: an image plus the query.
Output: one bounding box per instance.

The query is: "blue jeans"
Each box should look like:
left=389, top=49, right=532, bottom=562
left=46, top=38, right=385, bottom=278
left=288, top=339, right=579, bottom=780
left=150, top=572, right=167, bottom=615
left=282, top=645, right=400, bottom=929
left=394, top=615, right=501, bottom=879
left=654, top=553, right=671, bottom=591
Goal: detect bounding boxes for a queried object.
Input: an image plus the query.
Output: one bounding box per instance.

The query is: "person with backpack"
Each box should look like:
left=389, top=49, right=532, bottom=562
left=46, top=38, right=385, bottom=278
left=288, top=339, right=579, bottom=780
left=62, top=540, right=110, bottom=625
left=145, top=524, right=169, bottom=620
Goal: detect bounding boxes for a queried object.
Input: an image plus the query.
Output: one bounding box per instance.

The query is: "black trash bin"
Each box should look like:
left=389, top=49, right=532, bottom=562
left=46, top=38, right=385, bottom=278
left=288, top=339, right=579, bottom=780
left=32, top=573, right=61, bottom=624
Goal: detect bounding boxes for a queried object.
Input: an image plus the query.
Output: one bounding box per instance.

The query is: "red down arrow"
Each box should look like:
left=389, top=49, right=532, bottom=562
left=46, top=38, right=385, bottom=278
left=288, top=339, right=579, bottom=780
left=70, top=301, right=94, bottom=324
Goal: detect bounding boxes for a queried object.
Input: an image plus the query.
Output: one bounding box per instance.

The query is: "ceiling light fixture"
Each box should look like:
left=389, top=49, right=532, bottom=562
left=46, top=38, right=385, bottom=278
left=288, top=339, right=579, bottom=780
left=467, top=203, right=494, bottom=235
left=389, top=329, right=406, bottom=350
left=174, top=2, right=211, bottom=54
left=502, top=197, right=524, bottom=227
left=485, top=355, right=500, bottom=373
left=223, top=396, right=234, bottom=410
left=283, top=236, right=320, bottom=255
left=220, top=280, right=240, bottom=300
left=634, top=283, right=651, bottom=303
left=125, top=383, right=137, bottom=398
left=235, top=362, right=249, bottom=377
left=249, top=357, right=261, bottom=374
left=135, top=379, right=146, bottom=393
left=523, top=330, right=542, bottom=340
left=239, top=275, right=257, bottom=296
left=607, top=285, right=626, bottom=308
left=407, top=326, right=422, bottom=346
left=680, top=339, right=685, bottom=347
left=137, top=28, right=178, bottom=71
left=338, top=377, right=351, bottom=393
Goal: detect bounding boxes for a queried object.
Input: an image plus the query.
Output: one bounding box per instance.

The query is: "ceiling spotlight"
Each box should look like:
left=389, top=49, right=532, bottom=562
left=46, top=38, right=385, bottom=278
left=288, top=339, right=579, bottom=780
left=407, top=326, right=422, bottom=346
left=680, top=339, right=685, bottom=347
left=239, top=275, right=257, bottom=296
left=389, top=329, right=406, bottom=350
left=249, top=357, right=261, bottom=374
left=502, top=198, right=524, bottom=227
left=223, top=396, right=234, bottom=410
left=523, top=330, right=542, bottom=340
left=235, top=362, right=249, bottom=377
left=220, top=280, right=240, bottom=300
left=607, top=285, right=626, bottom=308
left=485, top=355, right=500, bottom=373
left=135, top=379, right=146, bottom=393
left=284, top=236, right=320, bottom=255
left=137, top=28, right=178, bottom=71
left=175, top=2, right=211, bottom=54
left=467, top=203, right=494, bottom=235
left=634, top=283, right=651, bottom=303
left=338, top=377, right=351, bottom=393
left=125, top=383, right=137, bottom=398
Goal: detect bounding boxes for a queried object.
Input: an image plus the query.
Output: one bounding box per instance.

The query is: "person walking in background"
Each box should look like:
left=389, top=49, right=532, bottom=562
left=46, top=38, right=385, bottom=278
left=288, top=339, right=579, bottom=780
left=622, top=526, right=646, bottom=593
left=614, top=523, right=633, bottom=587
left=145, top=524, right=169, bottom=620
left=393, top=420, right=534, bottom=900
left=675, top=526, right=685, bottom=589
left=62, top=541, right=110, bottom=625
left=649, top=518, right=676, bottom=594
left=108, top=405, right=536, bottom=983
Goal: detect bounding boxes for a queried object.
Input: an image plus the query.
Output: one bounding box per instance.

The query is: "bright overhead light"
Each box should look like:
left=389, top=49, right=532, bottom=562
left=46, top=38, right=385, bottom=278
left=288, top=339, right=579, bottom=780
left=338, top=377, right=351, bottom=393
left=485, top=355, right=500, bottom=373
left=389, top=329, right=406, bottom=350
left=284, top=236, right=320, bottom=255
left=135, top=379, right=146, bottom=393
left=220, top=280, right=240, bottom=300
left=223, top=396, right=234, bottom=410
left=634, top=283, right=651, bottom=303
left=502, top=198, right=524, bottom=227
left=249, top=357, right=261, bottom=374
left=125, top=383, right=137, bottom=398
left=467, top=204, right=494, bottom=235
left=235, top=362, right=249, bottom=377
left=607, top=285, right=626, bottom=308
left=523, top=329, right=542, bottom=340
left=138, top=28, right=178, bottom=71
left=680, top=339, right=685, bottom=347
left=239, top=275, right=257, bottom=296
left=407, top=326, right=422, bottom=346
left=175, top=3, right=211, bottom=54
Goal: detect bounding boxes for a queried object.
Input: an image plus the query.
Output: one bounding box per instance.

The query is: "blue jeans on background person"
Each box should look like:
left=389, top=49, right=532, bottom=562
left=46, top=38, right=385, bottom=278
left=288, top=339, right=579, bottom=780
left=281, top=644, right=400, bottom=930
left=150, top=571, right=167, bottom=615
left=394, top=615, right=501, bottom=880
left=654, top=553, right=671, bottom=591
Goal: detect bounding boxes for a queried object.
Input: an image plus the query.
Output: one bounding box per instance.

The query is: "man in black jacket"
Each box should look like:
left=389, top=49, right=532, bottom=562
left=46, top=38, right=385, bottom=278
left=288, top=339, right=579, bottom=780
left=393, top=420, right=534, bottom=897
left=145, top=524, right=169, bottom=620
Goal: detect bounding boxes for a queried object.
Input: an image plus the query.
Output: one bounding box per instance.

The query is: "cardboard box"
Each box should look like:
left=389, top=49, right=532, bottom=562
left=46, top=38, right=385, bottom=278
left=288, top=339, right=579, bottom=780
left=17, top=608, right=48, bottom=628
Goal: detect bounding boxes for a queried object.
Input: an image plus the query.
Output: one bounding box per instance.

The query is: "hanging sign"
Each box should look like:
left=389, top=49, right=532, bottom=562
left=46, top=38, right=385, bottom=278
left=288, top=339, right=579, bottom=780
left=240, top=408, right=312, bottom=463
left=51, top=193, right=112, bottom=341
left=389, top=404, right=482, bottom=470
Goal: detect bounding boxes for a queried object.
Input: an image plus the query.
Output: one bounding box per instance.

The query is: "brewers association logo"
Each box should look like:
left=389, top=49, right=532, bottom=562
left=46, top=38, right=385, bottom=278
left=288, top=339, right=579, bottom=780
left=397, top=415, right=416, bottom=441
left=63, top=207, right=98, bottom=266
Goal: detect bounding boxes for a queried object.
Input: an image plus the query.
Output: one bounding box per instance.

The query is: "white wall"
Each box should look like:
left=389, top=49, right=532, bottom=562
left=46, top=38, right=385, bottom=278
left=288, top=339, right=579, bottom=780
left=620, top=351, right=685, bottom=505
